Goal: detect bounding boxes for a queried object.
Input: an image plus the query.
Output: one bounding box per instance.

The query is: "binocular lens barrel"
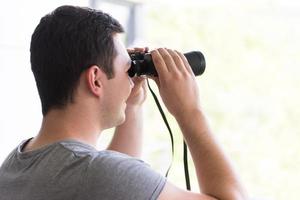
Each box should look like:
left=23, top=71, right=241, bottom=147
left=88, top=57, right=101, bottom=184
left=128, top=51, right=206, bottom=77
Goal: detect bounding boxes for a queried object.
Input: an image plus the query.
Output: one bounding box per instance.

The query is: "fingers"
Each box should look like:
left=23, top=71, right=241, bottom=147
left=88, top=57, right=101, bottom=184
left=126, top=76, right=147, bottom=106
left=151, top=49, right=169, bottom=76
left=157, top=48, right=180, bottom=73
left=166, top=49, right=187, bottom=74
left=129, top=76, right=146, bottom=97
left=175, top=50, right=194, bottom=75
left=131, top=76, right=146, bottom=88
left=151, top=48, right=190, bottom=78
left=134, top=47, right=149, bottom=52
left=127, top=47, right=149, bottom=53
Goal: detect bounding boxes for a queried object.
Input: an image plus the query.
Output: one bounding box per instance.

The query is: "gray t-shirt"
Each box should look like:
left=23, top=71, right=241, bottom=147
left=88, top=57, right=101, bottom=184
left=0, top=138, right=166, bottom=200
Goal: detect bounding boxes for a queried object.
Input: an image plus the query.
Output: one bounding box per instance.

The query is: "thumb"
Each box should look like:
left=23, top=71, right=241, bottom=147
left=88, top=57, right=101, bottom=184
left=132, top=76, right=146, bottom=86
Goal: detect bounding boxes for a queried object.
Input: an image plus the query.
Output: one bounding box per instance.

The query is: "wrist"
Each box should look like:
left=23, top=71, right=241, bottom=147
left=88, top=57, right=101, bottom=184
left=174, top=107, right=205, bottom=123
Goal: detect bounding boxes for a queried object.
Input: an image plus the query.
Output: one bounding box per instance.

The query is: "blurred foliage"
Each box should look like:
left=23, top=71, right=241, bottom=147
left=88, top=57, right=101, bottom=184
left=138, top=1, right=300, bottom=200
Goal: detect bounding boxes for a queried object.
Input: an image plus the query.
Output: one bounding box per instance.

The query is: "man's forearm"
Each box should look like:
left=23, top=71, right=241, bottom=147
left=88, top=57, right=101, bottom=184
left=175, top=109, right=247, bottom=200
left=107, top=105, right=143, bottom=158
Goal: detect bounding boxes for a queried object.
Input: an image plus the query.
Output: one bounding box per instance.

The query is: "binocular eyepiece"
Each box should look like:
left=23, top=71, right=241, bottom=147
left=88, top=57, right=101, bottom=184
left=128, top=51, right=206, bottom=77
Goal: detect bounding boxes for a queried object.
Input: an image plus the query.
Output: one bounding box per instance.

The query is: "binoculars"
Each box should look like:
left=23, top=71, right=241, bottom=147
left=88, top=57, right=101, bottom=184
left=128, top=51, right=206, bottom=77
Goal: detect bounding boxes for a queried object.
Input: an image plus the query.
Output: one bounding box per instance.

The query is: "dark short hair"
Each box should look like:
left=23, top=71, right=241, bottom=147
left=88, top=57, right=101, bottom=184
left=30, top=5, right=124, bottom=116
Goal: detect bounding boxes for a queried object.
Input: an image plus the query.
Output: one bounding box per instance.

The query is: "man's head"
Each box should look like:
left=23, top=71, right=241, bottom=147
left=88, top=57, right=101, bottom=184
left=30, top=5, right=124, bottom=116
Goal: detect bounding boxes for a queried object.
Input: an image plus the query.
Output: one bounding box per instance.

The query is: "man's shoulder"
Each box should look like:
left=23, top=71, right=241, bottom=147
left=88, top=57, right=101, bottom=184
left=1, top=139, right=166, bottom=200
left=59, top=140, right=143, bottom=163
left=57, top=140, right=146, bottom=173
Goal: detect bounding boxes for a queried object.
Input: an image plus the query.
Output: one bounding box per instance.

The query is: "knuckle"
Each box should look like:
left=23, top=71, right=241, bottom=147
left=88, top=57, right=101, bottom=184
left=173, top=53, right=181, bottom=63
left=172, top=72, right=183, bottom=80
left=150, top=49, right=158, bottom=55
left=162, top=54, right=171, bottom=62
left=151, top=51, right=160, bottom=62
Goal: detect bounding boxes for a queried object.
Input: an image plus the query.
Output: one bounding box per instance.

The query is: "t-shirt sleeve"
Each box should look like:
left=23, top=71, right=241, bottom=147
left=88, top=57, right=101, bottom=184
left=82, top=151, right=166, bottom=200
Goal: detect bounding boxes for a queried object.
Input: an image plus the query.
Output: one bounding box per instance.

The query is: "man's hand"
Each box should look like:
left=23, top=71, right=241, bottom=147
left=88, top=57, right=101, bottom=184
left=149, top=48, right=248, bottom=200
left=149, top=48, right=202, bottom=118
left=126, top=76, right=147, bottom=107
left=126, top=47, right=148, bottom=107
left=106, top=47, right=148, bottom=158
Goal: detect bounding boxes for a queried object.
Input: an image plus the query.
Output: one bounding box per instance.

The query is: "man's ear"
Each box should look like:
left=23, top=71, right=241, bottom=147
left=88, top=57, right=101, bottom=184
left=85, top=65, right=106, bottom=97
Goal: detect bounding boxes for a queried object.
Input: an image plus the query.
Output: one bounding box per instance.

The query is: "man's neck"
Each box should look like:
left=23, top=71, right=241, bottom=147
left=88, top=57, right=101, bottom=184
left=23, top=108, right=102, bottom=152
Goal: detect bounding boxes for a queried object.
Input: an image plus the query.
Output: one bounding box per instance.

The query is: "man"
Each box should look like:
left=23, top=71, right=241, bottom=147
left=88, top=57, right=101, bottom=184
left=0, top=5, right=247, bottom=200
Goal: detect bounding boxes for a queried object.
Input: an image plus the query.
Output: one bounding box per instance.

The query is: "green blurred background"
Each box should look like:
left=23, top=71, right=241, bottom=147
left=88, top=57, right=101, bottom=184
left=134, top=1, right=299, bottom=199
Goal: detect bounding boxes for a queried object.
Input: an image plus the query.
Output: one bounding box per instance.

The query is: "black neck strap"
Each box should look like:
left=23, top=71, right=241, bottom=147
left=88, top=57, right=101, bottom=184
left=146, top=78, right=191, bottom=190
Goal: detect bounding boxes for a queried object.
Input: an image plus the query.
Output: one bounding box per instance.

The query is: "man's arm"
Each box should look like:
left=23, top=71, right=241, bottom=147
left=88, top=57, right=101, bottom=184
left=107, top=104, right=144, bottom=158
left=149, top=48, right=248, bottom=200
